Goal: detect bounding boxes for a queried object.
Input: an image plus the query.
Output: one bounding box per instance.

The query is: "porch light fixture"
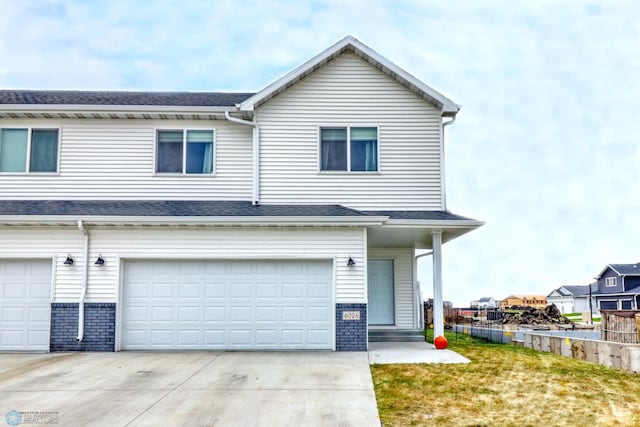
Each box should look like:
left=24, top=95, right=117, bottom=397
left=95, top=255, right=105, bottom=266
left=63, top=254, right=74, bottom=267
left=347, top=257, right=356, bottom=267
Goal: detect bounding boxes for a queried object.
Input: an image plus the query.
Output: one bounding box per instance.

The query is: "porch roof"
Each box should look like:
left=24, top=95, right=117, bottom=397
left=365, top=210, right=483, bottom=249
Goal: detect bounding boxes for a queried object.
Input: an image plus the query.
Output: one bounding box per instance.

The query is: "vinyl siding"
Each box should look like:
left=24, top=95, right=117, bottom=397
left=0, top=226, right=366, bottom=304
left=0, top=119, right=252, bottom=200
left=368, top=247, right=415, bottom=329
left=257, top=52, right=443, bottom=210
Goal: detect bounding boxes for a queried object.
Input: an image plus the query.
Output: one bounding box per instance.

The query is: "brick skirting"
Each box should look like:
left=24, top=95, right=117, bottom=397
left=50, top=303, right=116, bottom=352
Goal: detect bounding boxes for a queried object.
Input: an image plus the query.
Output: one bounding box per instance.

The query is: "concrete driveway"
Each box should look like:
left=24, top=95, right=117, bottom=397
left=0, top=351, right=380, bottom=427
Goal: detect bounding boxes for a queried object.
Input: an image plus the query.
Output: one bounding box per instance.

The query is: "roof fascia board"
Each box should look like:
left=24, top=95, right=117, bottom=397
left=383, top=219, right=485, bottom=228
left=239, top=35, right=460, bottom=114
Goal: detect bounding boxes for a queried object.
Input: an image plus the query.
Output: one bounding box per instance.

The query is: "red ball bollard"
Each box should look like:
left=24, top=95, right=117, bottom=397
left=434, top=335, right=448, bottom=350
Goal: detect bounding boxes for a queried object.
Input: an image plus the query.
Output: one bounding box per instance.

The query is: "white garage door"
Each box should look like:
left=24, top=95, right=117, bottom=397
left=0, top=260, right=51, bottom=351
left=121, top=260, right=333, bottom=350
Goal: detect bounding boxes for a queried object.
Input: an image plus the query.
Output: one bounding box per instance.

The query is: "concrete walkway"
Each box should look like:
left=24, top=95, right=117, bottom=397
left=368, top=342, right=470, bottom=364
left=0, top=351, right=380, bottom=427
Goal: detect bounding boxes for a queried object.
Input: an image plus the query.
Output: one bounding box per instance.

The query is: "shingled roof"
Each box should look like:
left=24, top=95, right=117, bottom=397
left=0, top=90, right=254, bottom=107
left=0, top=200, right=371, bottom=217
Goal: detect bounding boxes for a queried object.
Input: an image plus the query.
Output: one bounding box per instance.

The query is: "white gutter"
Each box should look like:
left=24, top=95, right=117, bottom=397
left=440, top=115, right=457, bottom=211
left=225, top=111, right=260, bottom=205
left=76, top=220, right=89, bottom=342
left=0, top=215, right=389, bottom=227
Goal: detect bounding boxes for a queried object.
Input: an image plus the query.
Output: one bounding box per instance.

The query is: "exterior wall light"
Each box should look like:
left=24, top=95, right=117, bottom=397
left=63, top=254, right=74, bottom=267
left=95, top=255, right=105, bottom=266
left=347, top=257, right=356, bottom=267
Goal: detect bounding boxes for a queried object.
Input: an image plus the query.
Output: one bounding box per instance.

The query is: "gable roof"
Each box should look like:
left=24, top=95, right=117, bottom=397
left=549, top=285, right=592, bottom=297
left=0, top=91, right=254, bottom=107
left=239, top=35, right=460, bottom=116
left=477, top=297, right=495, bottom=302
left=596, top=263, right=640, bottom=279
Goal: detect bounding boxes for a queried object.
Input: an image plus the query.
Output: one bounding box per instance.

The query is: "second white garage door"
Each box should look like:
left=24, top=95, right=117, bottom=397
left=121, top=260, right=333, bottom=350
left=0, top=259, right=51, bottom=351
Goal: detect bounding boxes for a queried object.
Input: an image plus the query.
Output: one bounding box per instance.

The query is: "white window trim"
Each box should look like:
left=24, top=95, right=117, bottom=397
left=620, top=299, right=633, bottom=309
left=0, top=126, right=61, bottom=175
left=154, top=127, right=217, bottom=176
left=605, top=277, right=617, bottom=287
left=317, top=125, right=380, bottom=174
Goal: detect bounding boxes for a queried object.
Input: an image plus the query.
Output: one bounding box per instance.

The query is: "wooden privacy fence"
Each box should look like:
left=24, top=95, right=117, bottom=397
left=601, top=310, right=640, bottom=344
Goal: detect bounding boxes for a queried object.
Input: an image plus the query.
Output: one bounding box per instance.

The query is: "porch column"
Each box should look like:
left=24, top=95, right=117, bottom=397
left=432, top=230, right=444, bottom=338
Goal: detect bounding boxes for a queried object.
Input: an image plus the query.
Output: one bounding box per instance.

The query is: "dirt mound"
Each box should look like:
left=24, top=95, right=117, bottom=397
left=498, top=304, right=572, bottom=325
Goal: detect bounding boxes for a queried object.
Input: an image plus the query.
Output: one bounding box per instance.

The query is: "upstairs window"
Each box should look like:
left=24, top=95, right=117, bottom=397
left=605, top=277, right=617, bottom=287
left=0, top=128, right=59, bottom=173
left=156, top=129, right=214, bottom=174
left=320, top=126, right=378, bottom=172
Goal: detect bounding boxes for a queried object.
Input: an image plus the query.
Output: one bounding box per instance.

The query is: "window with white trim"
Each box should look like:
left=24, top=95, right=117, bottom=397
left=156, top=129, right=215, bottom=174
left=605, top=277, right=617, bottom=287
left=621, top=300, right=632, bottom=310
left=0, top=128, right=59, bottom=173
left=320, top=126, right=378, bottom=172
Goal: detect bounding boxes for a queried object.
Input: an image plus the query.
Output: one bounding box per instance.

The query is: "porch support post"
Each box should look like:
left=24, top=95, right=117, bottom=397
left=432, top=230, right=444, bottom=338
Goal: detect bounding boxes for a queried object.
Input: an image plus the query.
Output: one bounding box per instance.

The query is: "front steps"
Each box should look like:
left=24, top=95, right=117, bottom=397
left=368, top=329, right=425, bottom=342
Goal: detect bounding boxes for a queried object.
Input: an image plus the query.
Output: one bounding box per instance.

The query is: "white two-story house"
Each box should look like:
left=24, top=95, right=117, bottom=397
left=0, top=36, right=482, bottom=352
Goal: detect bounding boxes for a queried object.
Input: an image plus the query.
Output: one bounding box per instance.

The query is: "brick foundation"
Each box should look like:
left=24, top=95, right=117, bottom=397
left=335, top=303, right=367, bottom=351
left=50, top=303, right=116, bottom=352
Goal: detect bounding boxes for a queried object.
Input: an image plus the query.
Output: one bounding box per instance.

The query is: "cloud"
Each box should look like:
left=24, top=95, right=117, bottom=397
left=0, top=0, right=639, bottom=305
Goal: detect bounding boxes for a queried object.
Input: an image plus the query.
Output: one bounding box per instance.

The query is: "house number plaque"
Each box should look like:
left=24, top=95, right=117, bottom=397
left=342, top=311, right=361, bottom=321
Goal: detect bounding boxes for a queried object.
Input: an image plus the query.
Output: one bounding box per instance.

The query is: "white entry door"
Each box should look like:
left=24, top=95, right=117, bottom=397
left=368, top=259, right=394, bottom=325
left=121, top=260, right=333, bottom=350
left=0, top=260, right=52, bottom=351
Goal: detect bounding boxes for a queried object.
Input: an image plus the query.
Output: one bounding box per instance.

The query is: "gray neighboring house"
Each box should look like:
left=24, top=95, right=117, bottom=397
left=470, top=297, right=497, bottom=309
left=547, top=285, right=597, bottom=315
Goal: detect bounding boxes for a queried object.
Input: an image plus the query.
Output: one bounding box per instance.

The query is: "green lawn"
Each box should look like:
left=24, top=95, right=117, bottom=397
left=371, top=330, right=640, bottom=426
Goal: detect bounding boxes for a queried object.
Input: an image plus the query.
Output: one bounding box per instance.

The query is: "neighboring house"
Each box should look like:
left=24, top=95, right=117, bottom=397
left=592, top=263, right=640, bottom=310
left=0, top=36, right=482, bottom=353
left=499, top=295, right=547, bottom=309
left=470, top=297, right=497, bottom=309
left=547, top=285, right=597, bottom=314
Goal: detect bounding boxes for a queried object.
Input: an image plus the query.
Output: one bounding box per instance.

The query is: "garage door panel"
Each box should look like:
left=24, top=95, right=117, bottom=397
left=204, top=306, right=226, bottom=321
left=29, top=306, right=50, bottom=322
left=282, top=307, right=303, bottom=321
left=122, top=260, right=332, bottom=350
left=282, top=284, right=303, bottom=298
left=231, top=284, right=252, bottom=298
left=230, top=306, right=252, bottom=321
left=0, top=260, right=52, bottom=351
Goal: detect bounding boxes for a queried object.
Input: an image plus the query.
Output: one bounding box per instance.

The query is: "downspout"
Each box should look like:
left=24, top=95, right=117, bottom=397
left=76, top=220, right=89, bottom=341
left=225, top=110, right=260, bottom=205
left=441, top=115, right=456, bottom=211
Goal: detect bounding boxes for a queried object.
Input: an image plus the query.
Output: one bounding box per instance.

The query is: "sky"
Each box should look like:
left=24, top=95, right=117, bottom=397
left=0, top=0, right=639, bottom=307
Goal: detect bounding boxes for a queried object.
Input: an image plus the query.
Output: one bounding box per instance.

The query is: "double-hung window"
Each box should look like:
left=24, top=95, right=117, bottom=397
left=156, top=129, right=214, bottom=174
left=605, top=277, right=617, bottom=287
left=320, top=126, right=378, bottom=172
left=0, top=128, right=59, bottom=173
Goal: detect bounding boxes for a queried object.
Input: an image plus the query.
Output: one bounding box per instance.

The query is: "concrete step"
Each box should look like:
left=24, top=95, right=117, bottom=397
left=368, top=329, right=425, bottom=342
left=368, top=335, right=425, bottom=342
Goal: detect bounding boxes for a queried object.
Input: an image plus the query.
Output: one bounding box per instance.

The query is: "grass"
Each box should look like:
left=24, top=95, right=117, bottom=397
left=371, top=330, right=640, bottom=426
left=563, top=313, right=601, bottom=323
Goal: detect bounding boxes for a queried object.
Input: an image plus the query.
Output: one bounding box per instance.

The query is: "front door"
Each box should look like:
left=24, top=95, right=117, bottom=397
left=368, top=259, right=394, bottom=325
